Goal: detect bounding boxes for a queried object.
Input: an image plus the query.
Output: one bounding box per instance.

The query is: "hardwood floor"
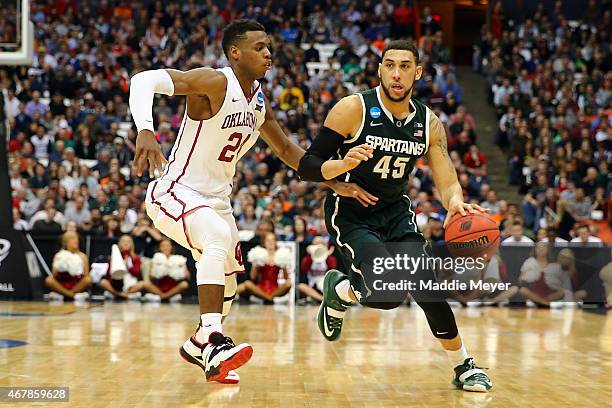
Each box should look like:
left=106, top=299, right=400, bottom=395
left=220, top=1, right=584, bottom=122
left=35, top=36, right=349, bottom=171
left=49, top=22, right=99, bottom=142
left=1, top=301, right=610, bottom=407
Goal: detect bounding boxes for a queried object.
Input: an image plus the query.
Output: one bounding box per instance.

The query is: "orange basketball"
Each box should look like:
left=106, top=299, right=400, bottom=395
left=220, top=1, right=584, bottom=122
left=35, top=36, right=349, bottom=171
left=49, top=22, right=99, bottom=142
left=444, top=212, right=500, bottom=260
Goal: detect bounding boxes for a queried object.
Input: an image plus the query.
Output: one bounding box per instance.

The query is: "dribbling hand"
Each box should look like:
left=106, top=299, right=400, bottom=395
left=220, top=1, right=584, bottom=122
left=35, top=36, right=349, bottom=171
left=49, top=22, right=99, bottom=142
left=133, top=130, right=168, bottom=178
left=443, top=198, right=489, bottom=228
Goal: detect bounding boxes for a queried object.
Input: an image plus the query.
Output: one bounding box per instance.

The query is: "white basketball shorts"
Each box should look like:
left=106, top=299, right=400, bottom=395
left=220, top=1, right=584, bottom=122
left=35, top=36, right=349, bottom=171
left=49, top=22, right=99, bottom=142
left=145, top=178, right=244, bottom=276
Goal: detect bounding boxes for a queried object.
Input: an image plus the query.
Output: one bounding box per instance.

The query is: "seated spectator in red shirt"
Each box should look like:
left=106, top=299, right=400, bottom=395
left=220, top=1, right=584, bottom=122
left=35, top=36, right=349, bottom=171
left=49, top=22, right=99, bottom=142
left=99, top=235, right=144, bottom=300
left=45, top=231, right=92, bottom=301
left=463, top=145, right=488, bottom=177
left=298, top=236, right=337, bottom=303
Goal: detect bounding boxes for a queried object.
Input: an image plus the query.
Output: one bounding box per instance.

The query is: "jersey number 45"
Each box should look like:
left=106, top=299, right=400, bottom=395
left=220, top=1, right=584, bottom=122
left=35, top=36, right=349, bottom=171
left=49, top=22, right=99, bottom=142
left=373, top=155, right=410, bottom=179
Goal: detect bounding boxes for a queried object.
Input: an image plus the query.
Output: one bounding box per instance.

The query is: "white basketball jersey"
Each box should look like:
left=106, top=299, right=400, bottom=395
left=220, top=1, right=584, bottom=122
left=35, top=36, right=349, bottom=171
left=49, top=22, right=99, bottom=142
left=160, top=67, right=266, bottom=197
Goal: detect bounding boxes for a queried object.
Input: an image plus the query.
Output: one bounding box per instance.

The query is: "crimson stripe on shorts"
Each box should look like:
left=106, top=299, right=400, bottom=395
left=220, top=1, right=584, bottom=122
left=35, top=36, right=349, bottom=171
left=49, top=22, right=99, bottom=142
left=148, top=119, right=206, bottom=250
left=149, top=115, right=188, bottom=216
left=173, top=120, right=203, bottom=186
left=161, top=114, right=188, bottom=179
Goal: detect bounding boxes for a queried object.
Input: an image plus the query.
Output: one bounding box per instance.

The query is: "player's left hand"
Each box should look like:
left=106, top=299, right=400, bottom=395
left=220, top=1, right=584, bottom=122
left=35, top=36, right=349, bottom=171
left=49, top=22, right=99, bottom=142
left=443, top=198, right=489, bottom=228
left=331, top=182, right=379, bottom=207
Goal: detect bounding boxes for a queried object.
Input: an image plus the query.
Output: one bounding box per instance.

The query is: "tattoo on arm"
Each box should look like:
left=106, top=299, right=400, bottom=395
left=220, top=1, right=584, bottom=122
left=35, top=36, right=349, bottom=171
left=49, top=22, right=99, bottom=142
left=432, top=117, right=456, bottom=174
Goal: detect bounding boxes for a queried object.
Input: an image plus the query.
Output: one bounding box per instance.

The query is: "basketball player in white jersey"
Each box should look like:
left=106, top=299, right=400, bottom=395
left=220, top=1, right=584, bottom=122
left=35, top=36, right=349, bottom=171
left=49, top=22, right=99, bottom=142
left=128, top=19, right=377, bottom=384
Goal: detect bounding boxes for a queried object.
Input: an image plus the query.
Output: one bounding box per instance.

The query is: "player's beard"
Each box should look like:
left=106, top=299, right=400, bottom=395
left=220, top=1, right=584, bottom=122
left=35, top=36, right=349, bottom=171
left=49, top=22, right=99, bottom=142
left=380, top=74, right=416, bottom=102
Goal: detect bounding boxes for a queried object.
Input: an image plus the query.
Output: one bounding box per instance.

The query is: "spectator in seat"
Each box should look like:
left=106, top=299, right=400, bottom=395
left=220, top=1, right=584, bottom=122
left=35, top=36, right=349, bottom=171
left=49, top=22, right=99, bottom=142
left=238, top=232, right=292, bottom=303
left=304, top=38, right=320, bottom=62
left=518, top=242, right=565, bottom=307
left=13, top=208, right=29, bottom=231
left=29, top=162, right=49, bottom=190
left=568, top=188, right=592, bottom=222
left=64, top=195, right=91, bottom=225
left=31, top=207, right=64, bottom=234
left=132, top=213, right=164, bottom=250
left=537, top=227, right=568, bottom=244
left=237, top=204, right=258, bottom=232
left=464, top=145, right=487, bottom=177
left=420, top=6, right=441, bottom=34
left=428, top=215, right=445, bottom=243
left=142, top=239, right=190, bottom=302
left=279, top=77, right=305, bottom=111
left=45, top=231, right=92, bottom=302
left=102, top=215, right=122, bottom=238
left=570, top=224, right=603, bottom=244
left=480, top=190, right=500, bottom=214
left=298, top=236, right=337, bottom=302
left=455, top=131, right=473, bottom=159
left=99, top=234, right=144, bottom=300
left=416, top=200, right=439, bottom=229
left=502, top=222, right=534, bottom=245
left=555, top=248, right=587, bottom=302
left=430, top=30, right=450, bottom=64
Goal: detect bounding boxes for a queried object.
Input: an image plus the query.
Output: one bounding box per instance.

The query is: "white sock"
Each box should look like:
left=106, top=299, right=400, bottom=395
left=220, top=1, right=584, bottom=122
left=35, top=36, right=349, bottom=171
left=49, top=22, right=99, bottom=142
left=446, top=344, right=469, bottom=367
left=335, top=279, right=354, bottom=303
left=195, top=313, right=222, bottom=344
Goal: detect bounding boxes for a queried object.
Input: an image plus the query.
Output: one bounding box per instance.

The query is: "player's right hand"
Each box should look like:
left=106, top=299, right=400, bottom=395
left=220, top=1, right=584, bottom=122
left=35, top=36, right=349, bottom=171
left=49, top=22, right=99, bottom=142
left=342, top=144, right=373, bottom=171
left=133, top=130, right=167, bottom=178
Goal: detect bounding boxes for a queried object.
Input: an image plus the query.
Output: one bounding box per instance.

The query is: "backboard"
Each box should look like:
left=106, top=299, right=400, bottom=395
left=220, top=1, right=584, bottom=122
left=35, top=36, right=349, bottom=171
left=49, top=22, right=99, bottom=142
left=0, top=0, right=33, bottom=65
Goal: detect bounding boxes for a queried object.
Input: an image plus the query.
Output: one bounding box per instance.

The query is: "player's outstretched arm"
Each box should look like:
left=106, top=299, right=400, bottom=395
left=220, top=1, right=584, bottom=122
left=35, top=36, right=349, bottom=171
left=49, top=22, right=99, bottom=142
left=297, top=96, right=373, bottom=181
left=129, top=68, right=226, bottom=177
left=426, top=113, right=487, bottom=227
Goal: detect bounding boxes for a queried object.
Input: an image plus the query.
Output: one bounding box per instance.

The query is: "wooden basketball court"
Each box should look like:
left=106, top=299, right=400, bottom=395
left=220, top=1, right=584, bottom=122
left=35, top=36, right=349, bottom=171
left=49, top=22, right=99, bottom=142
left=1, top=301, right=611, bottom=407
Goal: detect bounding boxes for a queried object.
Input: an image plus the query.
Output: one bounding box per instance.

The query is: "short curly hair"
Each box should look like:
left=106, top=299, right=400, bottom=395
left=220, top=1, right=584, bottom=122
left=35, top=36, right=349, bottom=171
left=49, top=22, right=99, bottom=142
left=222, top=19, right=266, bottom=58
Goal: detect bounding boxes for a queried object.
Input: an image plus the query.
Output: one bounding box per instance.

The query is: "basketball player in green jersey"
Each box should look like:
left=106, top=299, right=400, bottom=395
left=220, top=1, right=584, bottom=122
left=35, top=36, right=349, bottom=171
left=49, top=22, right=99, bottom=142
left=297, top=40, right=493, bottom=392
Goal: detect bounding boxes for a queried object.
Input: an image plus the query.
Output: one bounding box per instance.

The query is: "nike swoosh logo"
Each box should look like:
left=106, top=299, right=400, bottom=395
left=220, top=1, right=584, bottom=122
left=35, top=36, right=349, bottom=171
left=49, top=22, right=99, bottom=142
left=232, top=98, right=240, bottom=102
left=370, top=121, right=382, bottom=126
left=322, top=307, right=335, bottom=337
left=145, top=119, right=153, bottom=122
left=436, top=331, right=448, bottom=335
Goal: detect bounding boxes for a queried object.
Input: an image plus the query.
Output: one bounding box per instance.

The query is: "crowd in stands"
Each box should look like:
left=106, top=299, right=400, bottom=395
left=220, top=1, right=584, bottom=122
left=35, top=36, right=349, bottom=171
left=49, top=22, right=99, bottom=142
left=1, top=1, right=607, bottom=304
left=473, top=0, right=610, bottom=244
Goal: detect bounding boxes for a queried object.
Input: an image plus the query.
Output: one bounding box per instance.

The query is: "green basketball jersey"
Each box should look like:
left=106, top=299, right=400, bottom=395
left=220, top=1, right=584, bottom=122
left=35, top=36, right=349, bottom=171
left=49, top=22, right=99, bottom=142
left=336, top=87, right=432, bottom=206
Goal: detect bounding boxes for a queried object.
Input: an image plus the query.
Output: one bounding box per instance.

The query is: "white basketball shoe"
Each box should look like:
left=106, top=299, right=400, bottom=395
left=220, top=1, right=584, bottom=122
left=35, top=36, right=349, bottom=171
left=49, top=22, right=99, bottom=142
left=179, top=332, right=251, bottom=384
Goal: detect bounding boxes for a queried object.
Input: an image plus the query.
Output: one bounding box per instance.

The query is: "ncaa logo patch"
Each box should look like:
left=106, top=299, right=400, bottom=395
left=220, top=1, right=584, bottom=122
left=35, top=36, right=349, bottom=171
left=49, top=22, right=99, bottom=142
left=369, top=107, right=381, bottom=119
left=257, top=92, right=264, bottom=104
